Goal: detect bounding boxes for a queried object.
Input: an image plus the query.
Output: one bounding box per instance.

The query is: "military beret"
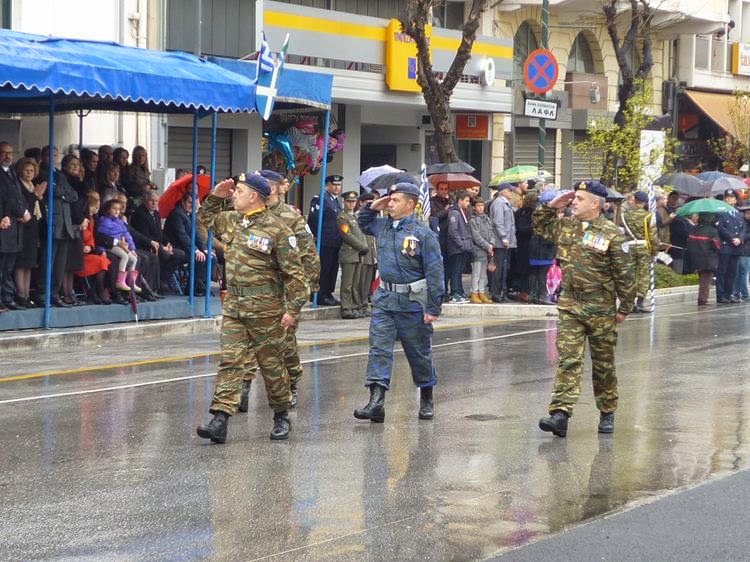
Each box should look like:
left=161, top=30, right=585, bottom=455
left=725, top=188, right=738, bottom=197
left=539, top=189, right=559, bottom=204
left=633, top=191, right=648, bottom=203
left=235, top=172, right=271, bottom=199
left=325, top=174, right=343, bottom=184
left=574, top=180, right=608, bottom=199
left=390, top=182, right=422, bottom=198
left=260, top=169, right=284, bottom=182
left=342, top=190, right=358, bottom=201
left=496, top=183, right=514, bottom=192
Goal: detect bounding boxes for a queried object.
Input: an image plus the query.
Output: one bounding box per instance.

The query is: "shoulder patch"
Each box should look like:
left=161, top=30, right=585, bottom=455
left=288, top=235, right=297, bottom=250
left=621, top=242, right=630, bottom=253
left=305, top=223, right=312, bottom=235
left=340, top=223, right=350, bottom=234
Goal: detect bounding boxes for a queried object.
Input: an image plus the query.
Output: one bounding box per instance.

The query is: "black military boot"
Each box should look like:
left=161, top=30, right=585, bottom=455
left=238, top=380, right=252, bottom=413
left=598, top=412, right=615, bottom=434
left=290, top=383, right=298, bottom=408
left=538, top=410, right=569, bottom=437
left=353, top=384, right=386, bottom=423
left=196, top=411, right=229, bottom=444
left=418, top=386, right=434, bottom=420
left=270, top=410, right=292, bottom=440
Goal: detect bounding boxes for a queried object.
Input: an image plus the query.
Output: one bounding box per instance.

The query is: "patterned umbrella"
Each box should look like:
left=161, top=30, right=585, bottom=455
left=489, top=166, right=551, bottom=186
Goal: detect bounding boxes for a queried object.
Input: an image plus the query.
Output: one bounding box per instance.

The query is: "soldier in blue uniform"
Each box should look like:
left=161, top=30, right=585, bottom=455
left=307, top=175, right=343, bottom=306
left=353, top=182, right=445, bottom=423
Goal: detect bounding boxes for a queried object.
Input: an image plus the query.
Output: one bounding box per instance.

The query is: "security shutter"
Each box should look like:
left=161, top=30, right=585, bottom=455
left=167, top=127, right=232, bottom=180
left=571, top=131, right=602, bottom=183
left=513, top=128, right=556, bottom=179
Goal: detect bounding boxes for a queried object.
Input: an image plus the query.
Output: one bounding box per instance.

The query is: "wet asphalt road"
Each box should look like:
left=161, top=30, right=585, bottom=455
left=1, top=302, right=749, bottom=561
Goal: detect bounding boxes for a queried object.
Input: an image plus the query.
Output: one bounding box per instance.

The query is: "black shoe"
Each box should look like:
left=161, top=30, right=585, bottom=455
left=290, top=383, right=298, bottom=408
left=717, top=298, right=731, bottom=304
left=491, top=294, right=509, bottom=303
left=319, top=296, right=337, bottom=306
left=539, top=410, right=569, bottom=437
left=341, top=311, right=358, bottom=319
left=51, top=297, right=72, bottom=308
left=196, top=411, right=229, bottom=444
left=598, top=412, right=615, bottom=434
left=418, top=386, right=434, bottom=420
left=270, top=411, right=291, bottom=440
left=238, top=380, right=252, bottom=413
left=3, top=300, right=26, bottom=311
left=87, top=292, right=102, bottom=305
left=353, top=384, right=386, bottom=423
left=730, top=296, right=741, bottom=304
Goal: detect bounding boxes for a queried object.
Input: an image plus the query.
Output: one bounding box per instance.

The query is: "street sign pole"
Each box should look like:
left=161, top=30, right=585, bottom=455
left=538, top=0, right=549, bottom=173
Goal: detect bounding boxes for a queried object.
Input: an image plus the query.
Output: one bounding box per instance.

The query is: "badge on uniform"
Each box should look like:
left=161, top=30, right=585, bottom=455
left=248, top=232, right=271, bottom=253
left=582, top=231, right=610, bottom=252
left=305, top=224, right=312, bottom=235
left=402, top=235, right=420, bottom=256
left=340, top=223, right=350, bottom=234
left=621, top=242, right=630, bottom=253
left=288, top=235, right=297, bottom=250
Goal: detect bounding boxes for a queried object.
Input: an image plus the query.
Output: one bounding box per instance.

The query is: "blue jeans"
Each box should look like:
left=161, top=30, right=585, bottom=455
left=446, top=252, right=471, bottom=297
left=733, top=256, right=750, bottom=299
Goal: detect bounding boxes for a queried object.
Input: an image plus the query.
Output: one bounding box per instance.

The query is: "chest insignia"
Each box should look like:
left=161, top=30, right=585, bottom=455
left=248, top=233, right=271, bottom=253
left=582, top=231, right=610, bottom=252
left=402, top=235, right=420, bottom=256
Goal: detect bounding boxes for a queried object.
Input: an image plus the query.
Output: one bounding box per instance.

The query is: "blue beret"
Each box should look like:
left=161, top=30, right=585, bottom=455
left=539, top=189, right=559, bottom=204
left=390, top=182, right=422, bottom=198
left=633, top=191, right=648, bottom=203
left=236, top=172, right=271, bottom=199
left=496, top=183, right=514, bottom=192
left=574, top=180, right=608, bottom=198
left=260, top=169, right=284, bottom=182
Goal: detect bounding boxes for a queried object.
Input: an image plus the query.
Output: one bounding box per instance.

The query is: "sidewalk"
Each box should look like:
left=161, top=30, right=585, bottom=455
left=0, top=286, right=701, bottom=352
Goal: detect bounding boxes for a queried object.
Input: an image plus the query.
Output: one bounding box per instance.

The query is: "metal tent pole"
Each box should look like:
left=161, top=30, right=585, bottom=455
left=43, top=99, right=56, bottom=329
left=538, top=0, right=549, bottom=172
left=204, top=111, right=217, bottom=318
left=312, top=110, right=331, bottom=308
left=188, top=109, right=199, bottom=306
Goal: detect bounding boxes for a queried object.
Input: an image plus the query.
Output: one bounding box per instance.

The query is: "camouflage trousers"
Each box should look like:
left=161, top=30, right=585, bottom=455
left=210, top=314, right=291, bottom=415
left=633, top=249, right=652, bottom=299
left=241, top=322, right=302, bottom=386
left=549, top=308, right=618, bottom=416
left=365, top=307, right=437, bottom=390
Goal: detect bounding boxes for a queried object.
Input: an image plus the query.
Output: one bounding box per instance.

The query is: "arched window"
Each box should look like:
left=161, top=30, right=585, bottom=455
left=567, top=33, right=595, bottom=73
left=513, top=22, right=539, bottom=79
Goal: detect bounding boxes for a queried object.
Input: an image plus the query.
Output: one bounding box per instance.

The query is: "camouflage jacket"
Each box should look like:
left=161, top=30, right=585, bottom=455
left=533, top=205, right=636, bottom=315
left=269, top=199, right=321, bottom=287
left=337, top=209, right=369, bottom=264
left=198, top=194, right=308, bottom=320
left=623, top=208, right=659, bottom=257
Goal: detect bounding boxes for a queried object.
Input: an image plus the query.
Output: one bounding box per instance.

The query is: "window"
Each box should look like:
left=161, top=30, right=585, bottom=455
left=513, top=22, right=539, bottom=79
left=433, top=2, right=466, bottom=30
left=567, top=33, right=595, bottom=74
left=1, top=0, right=10, bottom=29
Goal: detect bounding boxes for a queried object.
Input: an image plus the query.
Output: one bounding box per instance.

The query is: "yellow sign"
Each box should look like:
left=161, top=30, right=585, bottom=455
left=385, top=19, right=431, bottom=93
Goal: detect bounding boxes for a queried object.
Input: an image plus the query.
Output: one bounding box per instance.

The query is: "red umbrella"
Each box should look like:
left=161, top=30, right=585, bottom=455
left=428, top=172, right=480, bottom=190
left=158, top=174, right=212, bottom=218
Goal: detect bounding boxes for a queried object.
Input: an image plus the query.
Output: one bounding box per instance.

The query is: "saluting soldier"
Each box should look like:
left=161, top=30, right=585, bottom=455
left=196, top=173, right=308, bottom=443
left=622, top=191, right=658, bottom=312
left=237, top=169, right=321, bottom=414
left=307, top=174, right=343, bottom=306
left=353, top=182, right=445, bottom=423
left=337, top=190, right=370, bottom=319
left=357, top=192, right=378, bottom=317
left=533, top=181, right=636, bottom=437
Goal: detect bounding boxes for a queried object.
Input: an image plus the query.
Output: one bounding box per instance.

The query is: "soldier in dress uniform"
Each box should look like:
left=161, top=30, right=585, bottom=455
left=353, top=182, right=445, bottom=423
left=622, top=191, right=658, bottom=312
left=236, top=170, right=321, bottom=414
left=196, top=173, right=308, bottom=443
left=357, top=192, right=378, bottom=317
left=337, top=190, right=370, bottom=319
left=307, top=175, right=343, bottom=306
left=533, top=181, right=636, bottom=437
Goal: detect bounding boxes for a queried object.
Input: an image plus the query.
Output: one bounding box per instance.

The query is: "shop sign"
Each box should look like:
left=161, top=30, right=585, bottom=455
left=523, top=98, right=558, bottom=120
left=732, top=43, right=750, bottom=76
left=386, top=19, right=431, bottom=93
left=455, top=114, right=491, bottom=140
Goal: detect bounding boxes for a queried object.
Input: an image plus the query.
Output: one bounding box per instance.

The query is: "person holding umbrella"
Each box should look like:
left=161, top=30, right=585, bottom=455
left=715, top=189, right=746, bottom=304
left=685, top=213, right=720, bottom=306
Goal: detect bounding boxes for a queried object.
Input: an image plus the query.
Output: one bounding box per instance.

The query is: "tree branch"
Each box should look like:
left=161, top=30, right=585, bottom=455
left=441, top=0, right=490, bottom=94
left=400, top=0, right=441, bottom=95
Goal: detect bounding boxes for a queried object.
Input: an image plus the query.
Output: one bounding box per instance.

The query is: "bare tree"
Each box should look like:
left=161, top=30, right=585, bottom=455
left=401, top=0, right=494, bottom=163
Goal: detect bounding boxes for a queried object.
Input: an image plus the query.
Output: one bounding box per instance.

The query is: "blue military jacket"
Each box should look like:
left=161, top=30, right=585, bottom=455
left=358, top=206, right=444, bottom=316
left=715, top=211, right=746, bottom=256
left=307, top=191, right=342, bottom=248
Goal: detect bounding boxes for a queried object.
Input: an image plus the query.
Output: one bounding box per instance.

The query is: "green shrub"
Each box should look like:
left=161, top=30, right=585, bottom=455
left=654, top=263, right=698, bottom=289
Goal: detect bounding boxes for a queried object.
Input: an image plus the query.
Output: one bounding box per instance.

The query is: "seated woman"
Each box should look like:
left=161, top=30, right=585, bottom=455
left=98, top=162, right=126, bottom=204
left=122, top=145, right=156, bottom=202
left=76, top=192, right=111, bottom=304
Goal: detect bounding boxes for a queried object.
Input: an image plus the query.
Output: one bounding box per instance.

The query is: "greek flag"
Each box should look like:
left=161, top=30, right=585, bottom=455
left=255, top=32, right=289, bottom=121
left=419, top=163, right=431, bottom=224
left=258, top=32, right=274, bottom=74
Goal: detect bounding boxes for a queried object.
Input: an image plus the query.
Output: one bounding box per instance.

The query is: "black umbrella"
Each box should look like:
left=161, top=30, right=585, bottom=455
left=368, top=172, right=420, bottom=195
left=656, top=173, right=709, bottom=197
left=606, top=188, right=625, bottom=202
left=426, top=161, right=475, bottom=175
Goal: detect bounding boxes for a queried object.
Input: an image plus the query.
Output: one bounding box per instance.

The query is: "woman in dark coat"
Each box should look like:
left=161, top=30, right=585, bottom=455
left=60, top=154, right=88, bottom=305
left=685, top=213, right=719, bottom=306
left=509, top=193, right=537, bottom=300
left=14, top=158, right=45, bottom=307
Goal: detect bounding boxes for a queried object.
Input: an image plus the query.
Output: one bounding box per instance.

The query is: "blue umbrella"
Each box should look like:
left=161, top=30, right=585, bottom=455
left=696, top=171, right=733, bottom=182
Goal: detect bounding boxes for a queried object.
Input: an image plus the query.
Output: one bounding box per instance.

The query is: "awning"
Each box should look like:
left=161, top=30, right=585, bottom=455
left=685, top=90, right=737, bottom=139
left=208, top=56, right=334, bottom=110
left=0, top=29, right=256, bottom=114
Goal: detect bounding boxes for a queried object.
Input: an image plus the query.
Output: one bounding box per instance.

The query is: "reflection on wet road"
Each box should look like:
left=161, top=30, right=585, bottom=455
left=1, top=304, right=749, bottom=560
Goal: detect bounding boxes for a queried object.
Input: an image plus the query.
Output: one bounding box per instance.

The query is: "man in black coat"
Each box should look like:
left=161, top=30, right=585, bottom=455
left=130, top=191, right=186, bottom=288
left=307, top=174, right=343, bottom=306
left=164, top=192, right=208, bottom=295
left=715, top=189, right=746, bottom=304
left=430, top=181, right=452, bottom=297
left=0, top=142, right=31, bottom=310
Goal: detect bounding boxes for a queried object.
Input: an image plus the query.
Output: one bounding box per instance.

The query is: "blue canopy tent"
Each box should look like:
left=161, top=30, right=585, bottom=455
left=0, top=29, right=257, bottom=328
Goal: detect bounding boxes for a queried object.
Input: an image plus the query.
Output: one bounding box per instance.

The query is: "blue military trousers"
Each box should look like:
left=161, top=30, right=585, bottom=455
left=365, top=306, right=438, bottom=390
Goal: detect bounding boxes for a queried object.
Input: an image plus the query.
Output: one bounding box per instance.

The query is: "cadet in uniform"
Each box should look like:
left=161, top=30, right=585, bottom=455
left=353, top=182, right=445, bottom=423
left=357, top=192, right=378, bottom=317
left=307, top=175, right=343, bottom=306
left=196, top=173, right=308, bottom=443
left=622, top=191, right=658, bottom=312
left=237, top=170, right=321, bottom=413
left=533, top=181, right=636, bottom=437
left=337, top=190, right=370, bottom=319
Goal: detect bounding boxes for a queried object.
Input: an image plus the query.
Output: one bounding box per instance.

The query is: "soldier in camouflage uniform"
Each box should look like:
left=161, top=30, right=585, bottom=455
left=533, top=181, right=636, bottom=437
left=237, top=170, right=321, bottom=413
left=337, top=191, right=370, bottom=319
left=623, top=191, right=658, bottom=313
left=196, top=173, right=308, bottom=443
left=357, top=192, right=378, bottom=317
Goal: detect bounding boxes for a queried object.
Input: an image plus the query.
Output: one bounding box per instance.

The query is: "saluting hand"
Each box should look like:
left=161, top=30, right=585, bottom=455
left=212, top=178, right=235, bottom=199
left=369, top=195, right=391, bottom=211
left=281, top=313, right=296, bottom=328
left=615, top=313, right=627, bottom=324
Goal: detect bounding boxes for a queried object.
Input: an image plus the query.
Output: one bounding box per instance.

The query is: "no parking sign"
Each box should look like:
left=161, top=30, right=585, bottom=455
left=523, top=49, right=558, bottom=94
